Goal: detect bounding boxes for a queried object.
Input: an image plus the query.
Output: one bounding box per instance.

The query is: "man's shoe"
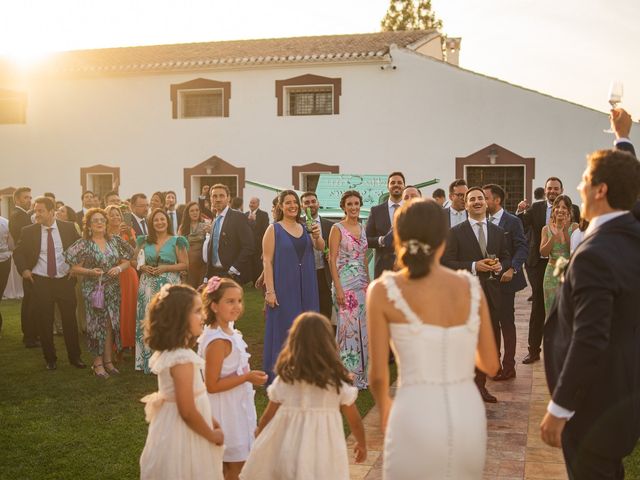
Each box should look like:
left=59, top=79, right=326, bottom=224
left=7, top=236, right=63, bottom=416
left=479, top=387, right=497, bottom=403
left=70, top=359, right=87, bottom=369
left=494, top=369, right=517, bottom=381
left=25, top=340, right=40, bottom=348
left=522, top=352, right=540, bottom=364
left=45, top=361, right=57, bottom=370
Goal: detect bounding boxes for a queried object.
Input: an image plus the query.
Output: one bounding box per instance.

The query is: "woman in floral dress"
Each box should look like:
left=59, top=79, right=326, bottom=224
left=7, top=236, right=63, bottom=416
left=133, top=208, right=188, bottom=373
left=64, top=208, right=134, bottom=378
left=328, top=190, right=369, bottom=389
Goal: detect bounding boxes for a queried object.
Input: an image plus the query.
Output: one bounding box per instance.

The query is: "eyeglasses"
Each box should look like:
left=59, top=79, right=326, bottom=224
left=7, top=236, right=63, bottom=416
left=91, top=218, right=107, bottom=224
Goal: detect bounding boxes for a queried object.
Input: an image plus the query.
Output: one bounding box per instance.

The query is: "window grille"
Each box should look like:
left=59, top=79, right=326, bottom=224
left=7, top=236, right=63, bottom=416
left=288, top=87, right=333, bottom=116
left=180, top=89, right=223, bottom=118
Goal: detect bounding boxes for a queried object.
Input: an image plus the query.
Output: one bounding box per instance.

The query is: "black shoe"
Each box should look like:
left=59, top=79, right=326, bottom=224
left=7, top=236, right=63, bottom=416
left=70, top=359, right=87, bottom=369
left=494, top=369, right=517, bottom=381
left=522, top=352, right=540, bottom=364
left=46, top=361, right=57, bottom=370
left=25, top=340, right=41, bottom=348
left=479, top=387, right=497, bottom=403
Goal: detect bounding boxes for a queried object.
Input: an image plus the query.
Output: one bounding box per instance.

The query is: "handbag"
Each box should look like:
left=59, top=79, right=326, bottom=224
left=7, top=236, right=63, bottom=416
left=136, top=247, right=146, bottom=271
left=91, top=274, right=105, bottom=310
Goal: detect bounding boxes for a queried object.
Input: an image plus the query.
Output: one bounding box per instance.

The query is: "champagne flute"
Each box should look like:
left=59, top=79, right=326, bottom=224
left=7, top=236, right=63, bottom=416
left=487, top=253, right=498, bottom=280
left=604, top=81, right=624, bottom=133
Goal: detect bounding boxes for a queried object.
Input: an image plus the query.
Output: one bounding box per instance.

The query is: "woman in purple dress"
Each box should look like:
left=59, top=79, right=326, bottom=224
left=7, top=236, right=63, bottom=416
left=262, top=190, right=325, bottom=382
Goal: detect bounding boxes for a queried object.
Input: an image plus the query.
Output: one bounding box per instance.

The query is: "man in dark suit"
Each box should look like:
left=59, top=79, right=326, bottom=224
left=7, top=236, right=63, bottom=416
left=540, top=147, right=640, bottom=479
left=13, top=196, right=85, bottom=370
left=75, top=190, right=95, bottom=228
left=246, top=197, right=270, bottom=282
left=484, top=184, right=529, bottom=380
left=9, top=186, right=39, bottom=347
left=444, top=178, right=468, bottom=228
left=442, top=187, right=511, bottom=403
left=301, top=192, right=334, bottom=319
left=202, top=184, right=255, bottom=285
left=516, top=178, right=580, bottom=364
left=165, top=191, right=181, bottom=234
left=366, top=171, right=405, bottom=278
left=129, top=193, right=150, bottom=237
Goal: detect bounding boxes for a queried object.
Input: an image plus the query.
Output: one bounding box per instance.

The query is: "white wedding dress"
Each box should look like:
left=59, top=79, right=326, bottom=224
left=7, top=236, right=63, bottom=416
left=381, top=271, right=487, bottom=480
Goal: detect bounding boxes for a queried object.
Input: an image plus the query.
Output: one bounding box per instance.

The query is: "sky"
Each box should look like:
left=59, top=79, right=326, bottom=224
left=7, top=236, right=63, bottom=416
left=1, top=0, right=638, bottom=117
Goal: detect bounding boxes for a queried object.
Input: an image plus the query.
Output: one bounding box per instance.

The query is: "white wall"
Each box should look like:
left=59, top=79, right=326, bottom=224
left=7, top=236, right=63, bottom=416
left=0, top=49, right=627, bottom=212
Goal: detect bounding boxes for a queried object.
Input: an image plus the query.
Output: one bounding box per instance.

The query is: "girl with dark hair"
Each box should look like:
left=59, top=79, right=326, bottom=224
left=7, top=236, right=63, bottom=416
left=540, top=194, right=578, bottom=313
left=329, top=190, right=369, bottom=389
left=240, top=312, right=366, bottom=480
left=198, top=277, right=267, bottom=480
left=367, top=199, right=499, bottom=479
left=133, top=208, right=188, bottom=373
left=261, top=190, right=325, bottom=383
left=140, top=284, right=223, bottom=479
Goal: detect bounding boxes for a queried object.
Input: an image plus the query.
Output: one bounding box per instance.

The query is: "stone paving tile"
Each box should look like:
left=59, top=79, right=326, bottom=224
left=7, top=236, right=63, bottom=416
left=347, top=288, right=568, bottom=479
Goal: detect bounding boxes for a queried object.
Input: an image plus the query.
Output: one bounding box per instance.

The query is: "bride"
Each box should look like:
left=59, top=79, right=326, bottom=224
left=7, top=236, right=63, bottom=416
left=367, top=199, right=499, bottom=479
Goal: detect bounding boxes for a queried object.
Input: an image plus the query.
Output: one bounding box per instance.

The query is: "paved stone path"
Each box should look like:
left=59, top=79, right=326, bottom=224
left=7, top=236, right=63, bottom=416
left=347, top=288, right=568, bottom=480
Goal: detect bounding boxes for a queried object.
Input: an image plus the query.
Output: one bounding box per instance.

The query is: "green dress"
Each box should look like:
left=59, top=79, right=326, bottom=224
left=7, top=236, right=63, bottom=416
left=135, top=235, right=189, bottom=373
left=63, top=236, right=135, bottom=356
left=542, top=225, right=574, bottom=315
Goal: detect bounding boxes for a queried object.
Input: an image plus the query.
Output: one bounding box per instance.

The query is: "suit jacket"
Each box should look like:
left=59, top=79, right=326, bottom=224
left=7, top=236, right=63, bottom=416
left=517, top=200, right=580, bottom=268
left=130, top=215, right=147, bottom=238
left=365, top=202, right=395, bottom=278
left=203, top=208, right=255, bottom=284
left=8, top=207, right=31, bottom=243
left=444, top=207, right=468, bottom=229
left=166, top=209, right=182, bottom=235
left=13, top=220, right=80, bottom=275
left=544, top=213, right=640, bottom=458
left=246, top=209, right=270, bottom=256
left=441, top=220, right=511, bottom=313
left=496, top=210, right=528, bottom=293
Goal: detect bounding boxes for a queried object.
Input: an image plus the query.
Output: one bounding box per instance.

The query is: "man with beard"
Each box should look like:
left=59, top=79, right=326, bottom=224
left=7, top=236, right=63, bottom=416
left=301, top=191, right=334, bottom=319
left=516, top=180, right=580, bottom=364
left=366, top=172, right=405, bottom=278
left=442, top=187, right=511, bottom=403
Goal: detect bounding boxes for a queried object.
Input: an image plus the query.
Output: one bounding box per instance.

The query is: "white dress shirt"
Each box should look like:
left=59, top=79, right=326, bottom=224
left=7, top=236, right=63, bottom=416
left=467, top=217, right=487, bottom=276
left=489, top=208, right=504, bottom=226
left=167, top=209, right=178, bottom=234
left=449, top=208, right=467, bottom=228
left=547, top=209, right=628, bottom=420
left=0, top=217, right=11, bottom=262
left=32, top=222, right=69, bottom=278
left=387, top=199, right=401, bottom=225
left=132, top=213, right=147, bottom=235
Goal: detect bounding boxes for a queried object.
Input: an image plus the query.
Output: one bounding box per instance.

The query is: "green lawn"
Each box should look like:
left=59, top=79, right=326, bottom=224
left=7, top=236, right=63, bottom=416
left=0, top=289, right=389, bottom=479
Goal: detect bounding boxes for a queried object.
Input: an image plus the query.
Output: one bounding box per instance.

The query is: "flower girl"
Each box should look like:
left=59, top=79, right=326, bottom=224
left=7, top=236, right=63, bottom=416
left=240, top=312, right=367, bottom=480
left=139, top=284, right=224, bottom=480
left=198, top=276, right=268, bottom=480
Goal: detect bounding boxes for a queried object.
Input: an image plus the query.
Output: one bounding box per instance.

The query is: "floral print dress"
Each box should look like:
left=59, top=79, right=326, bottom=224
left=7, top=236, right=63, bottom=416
left=63, top=236, right=134, bottom=356
left=333, top=222, right=369, bottom=389
left=135, top=235, right=189, bottom=373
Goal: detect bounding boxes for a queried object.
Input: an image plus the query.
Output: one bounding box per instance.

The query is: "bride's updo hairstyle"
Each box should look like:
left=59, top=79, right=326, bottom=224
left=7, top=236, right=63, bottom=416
left=394, top=199, right=448, bottom=279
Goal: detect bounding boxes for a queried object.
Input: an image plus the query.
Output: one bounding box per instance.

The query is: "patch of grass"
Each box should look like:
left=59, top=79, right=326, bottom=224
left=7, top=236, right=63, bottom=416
left=0, top=288, right=392, bottom=479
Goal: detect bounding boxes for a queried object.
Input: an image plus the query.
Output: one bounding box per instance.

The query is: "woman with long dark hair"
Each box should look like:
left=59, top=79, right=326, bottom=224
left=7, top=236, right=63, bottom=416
left=178, top=201, right=210, bottom=288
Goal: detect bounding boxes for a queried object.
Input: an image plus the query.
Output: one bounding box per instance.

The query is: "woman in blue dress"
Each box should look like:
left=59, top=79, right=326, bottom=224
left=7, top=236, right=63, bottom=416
left=132, top=208, right=188, bottom=373
left=262, top=190, right=325, bottom=382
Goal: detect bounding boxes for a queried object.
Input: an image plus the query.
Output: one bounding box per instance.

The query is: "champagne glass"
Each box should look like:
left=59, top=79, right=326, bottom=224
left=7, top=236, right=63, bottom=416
left=604, top=81, right=624, bottom=133
left=487, top=253, right=498, bottom=280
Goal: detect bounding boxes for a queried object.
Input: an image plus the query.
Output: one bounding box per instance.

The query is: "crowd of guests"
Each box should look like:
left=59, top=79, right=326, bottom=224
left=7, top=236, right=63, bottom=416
left=1, top=107, right=638, bottom=479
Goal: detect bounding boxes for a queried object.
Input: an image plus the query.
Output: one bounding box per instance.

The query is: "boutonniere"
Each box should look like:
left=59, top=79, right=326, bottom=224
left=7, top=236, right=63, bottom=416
left=553, top=256, right=569, bottom=282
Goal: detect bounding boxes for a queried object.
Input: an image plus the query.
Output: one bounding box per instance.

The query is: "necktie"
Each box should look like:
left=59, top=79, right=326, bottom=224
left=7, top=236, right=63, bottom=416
left=47, top=228, right=57, bottom=278
left=476, top=222, right=488, bottom=257
left=211, top=215, right=223, bottom=265
left=141, top=219, right=148, bottom=235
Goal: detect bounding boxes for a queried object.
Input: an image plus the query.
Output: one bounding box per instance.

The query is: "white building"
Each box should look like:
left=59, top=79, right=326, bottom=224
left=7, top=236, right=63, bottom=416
left=0, top=30, right=628, bottom=215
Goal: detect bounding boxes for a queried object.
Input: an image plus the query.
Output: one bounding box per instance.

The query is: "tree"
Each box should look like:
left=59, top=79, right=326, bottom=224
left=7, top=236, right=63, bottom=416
left=380, top=0, right=442, bottom=31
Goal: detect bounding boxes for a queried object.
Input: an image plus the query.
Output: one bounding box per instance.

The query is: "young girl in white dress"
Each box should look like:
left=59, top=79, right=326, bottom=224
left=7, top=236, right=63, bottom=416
left=240, top=312, right=367, bottom=480
left=198, top=277, right=268, bottom=480
left=139, top=284, right=224, bottom=480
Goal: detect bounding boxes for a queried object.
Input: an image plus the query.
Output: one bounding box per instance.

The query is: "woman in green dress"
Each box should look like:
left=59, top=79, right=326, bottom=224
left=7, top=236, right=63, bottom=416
left=540, top=195, right=578, bottom=315
left=64, top=208, right=134, bottom=378
left=133, top=208, right=188, bottom=373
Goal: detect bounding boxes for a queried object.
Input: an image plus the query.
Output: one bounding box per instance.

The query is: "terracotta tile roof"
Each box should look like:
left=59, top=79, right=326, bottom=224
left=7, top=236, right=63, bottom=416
left=47, top=30, right=437, bottom=74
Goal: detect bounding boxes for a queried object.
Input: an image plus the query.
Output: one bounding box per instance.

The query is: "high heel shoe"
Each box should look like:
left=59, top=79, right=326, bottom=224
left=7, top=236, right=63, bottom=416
left=104, top=361, right=120, bottom=375
left=91, top=363, right=109, bottom=379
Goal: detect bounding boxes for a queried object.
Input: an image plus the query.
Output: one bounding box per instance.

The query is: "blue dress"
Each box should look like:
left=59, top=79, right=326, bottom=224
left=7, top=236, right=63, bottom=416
left=263, top=223, right=319, bottom=382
